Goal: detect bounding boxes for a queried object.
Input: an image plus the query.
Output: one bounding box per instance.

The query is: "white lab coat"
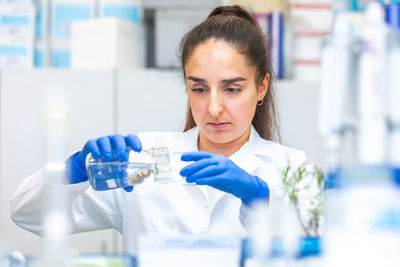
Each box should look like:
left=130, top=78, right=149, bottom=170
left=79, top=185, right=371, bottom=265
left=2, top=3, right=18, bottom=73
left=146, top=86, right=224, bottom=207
left=10, top=126, right=314, bottom=253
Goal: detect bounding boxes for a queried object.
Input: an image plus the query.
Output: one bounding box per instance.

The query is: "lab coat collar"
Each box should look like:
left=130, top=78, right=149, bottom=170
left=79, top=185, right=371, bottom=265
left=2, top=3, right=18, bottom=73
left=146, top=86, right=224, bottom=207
left=229, top=125, right=270, bottom=174
left=247, top=125, right=277, bottom=159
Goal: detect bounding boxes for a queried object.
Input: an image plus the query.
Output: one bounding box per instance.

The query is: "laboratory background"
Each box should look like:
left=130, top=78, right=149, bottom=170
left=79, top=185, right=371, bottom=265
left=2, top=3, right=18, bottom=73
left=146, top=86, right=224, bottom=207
left=0, top=0, right=399, bottom=266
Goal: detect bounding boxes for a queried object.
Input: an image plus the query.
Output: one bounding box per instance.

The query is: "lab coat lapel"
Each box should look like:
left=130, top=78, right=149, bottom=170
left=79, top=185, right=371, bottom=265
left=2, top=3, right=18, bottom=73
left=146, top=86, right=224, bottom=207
left=229, top=146, right=264, bottom=175
left=229, top=126, right=266, bottom=174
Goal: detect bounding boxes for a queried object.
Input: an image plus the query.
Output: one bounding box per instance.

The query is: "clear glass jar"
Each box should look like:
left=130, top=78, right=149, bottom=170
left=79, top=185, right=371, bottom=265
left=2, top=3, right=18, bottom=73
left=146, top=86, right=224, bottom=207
left=86, top=147, right=172, bottom=190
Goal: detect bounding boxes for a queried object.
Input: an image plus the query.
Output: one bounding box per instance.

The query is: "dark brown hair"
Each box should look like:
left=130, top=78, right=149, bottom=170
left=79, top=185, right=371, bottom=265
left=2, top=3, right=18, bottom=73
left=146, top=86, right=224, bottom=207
left=180, top=5, right=280, bottom=142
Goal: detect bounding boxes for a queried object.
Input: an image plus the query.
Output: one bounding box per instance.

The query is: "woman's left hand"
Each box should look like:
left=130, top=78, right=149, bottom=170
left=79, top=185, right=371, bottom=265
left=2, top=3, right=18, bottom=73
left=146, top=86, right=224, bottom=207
left=180, top=151, right=269, bottom=205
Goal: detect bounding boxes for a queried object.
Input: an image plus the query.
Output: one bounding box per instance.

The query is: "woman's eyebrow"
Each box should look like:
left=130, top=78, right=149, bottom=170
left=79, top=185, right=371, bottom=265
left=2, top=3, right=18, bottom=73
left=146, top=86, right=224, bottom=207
left=187, top=76, right=206, bottom=83
left=187, top=76, right=246, bottom=83
left=221, top=77, right=246, bottom=83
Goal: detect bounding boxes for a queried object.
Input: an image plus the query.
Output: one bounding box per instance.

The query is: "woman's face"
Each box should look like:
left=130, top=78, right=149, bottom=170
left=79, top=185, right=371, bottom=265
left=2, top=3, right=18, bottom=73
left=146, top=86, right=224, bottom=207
left=185, top=38, right=269, bottom=150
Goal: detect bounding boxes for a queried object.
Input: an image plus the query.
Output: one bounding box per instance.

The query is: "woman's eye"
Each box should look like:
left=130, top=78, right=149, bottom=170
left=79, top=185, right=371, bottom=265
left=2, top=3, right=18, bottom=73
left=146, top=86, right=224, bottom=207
left=191, top=88, right=206, bottom=93
left=226, top=87, right=241, bottom=93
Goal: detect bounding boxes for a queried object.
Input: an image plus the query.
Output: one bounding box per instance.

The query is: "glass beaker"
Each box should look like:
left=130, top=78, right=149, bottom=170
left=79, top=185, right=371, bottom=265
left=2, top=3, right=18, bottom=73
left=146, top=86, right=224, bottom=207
left=86, top=147, right=172, bottom=190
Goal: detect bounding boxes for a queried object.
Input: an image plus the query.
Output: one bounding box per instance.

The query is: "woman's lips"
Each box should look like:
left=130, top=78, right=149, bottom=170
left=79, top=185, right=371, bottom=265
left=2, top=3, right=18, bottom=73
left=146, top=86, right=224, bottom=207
left=208, top=122, right=230, bottom=129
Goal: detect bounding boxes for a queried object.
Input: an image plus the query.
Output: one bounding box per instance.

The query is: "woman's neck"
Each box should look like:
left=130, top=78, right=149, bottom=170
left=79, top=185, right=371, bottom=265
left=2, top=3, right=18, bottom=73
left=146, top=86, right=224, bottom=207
left=197, top=128, right=251, bottom=157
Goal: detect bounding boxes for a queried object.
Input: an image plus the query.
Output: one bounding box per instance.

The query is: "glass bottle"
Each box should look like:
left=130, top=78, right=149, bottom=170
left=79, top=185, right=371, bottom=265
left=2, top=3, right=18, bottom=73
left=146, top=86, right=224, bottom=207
left=86, top=147, right=172, bottom=190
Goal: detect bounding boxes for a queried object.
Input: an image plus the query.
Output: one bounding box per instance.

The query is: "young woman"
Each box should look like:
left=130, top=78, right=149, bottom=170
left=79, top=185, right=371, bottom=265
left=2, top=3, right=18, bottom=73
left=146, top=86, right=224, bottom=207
left=11, top=5, right=314, bottom=253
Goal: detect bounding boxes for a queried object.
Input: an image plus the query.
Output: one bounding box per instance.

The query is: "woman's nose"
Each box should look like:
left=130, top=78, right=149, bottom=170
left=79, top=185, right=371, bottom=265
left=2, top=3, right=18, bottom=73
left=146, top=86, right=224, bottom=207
left=208, top=90, right=223, bottom=117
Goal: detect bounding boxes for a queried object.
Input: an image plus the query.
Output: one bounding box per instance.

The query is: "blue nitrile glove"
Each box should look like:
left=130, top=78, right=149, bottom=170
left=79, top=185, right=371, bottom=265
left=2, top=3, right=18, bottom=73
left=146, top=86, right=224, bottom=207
left=65, top=134, right=142, bottom=192
left=180, top=151, right=270, bottom=206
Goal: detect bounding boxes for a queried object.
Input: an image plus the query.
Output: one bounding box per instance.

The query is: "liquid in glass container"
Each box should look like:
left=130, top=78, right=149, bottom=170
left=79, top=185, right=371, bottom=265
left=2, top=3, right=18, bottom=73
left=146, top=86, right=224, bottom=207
left=86, top=147, right=172, bottom=190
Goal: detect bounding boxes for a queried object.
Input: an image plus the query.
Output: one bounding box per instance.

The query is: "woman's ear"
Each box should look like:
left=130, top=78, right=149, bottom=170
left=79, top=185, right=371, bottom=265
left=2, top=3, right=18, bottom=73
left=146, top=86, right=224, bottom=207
left=258, top=73, right=270, bottom=101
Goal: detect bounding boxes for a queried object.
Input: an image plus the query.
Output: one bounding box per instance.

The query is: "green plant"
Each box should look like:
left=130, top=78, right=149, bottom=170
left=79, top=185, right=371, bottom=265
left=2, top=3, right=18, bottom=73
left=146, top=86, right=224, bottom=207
left=281, top=163, right=325, bottom=237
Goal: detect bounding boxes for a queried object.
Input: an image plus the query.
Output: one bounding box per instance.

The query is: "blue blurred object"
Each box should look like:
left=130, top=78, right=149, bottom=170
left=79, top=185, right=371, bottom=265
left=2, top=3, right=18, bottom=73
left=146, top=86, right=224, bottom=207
left=0, top=256, right=21, bottom=267
left=0, top=15, right=29, bottom=25
left=346, top=0, right=386, bottom=11
left=1, top=254, right=138, bottom=267
left=51, top=49, right=70, bottom=68
left=240, top=237, right=321, bottom=266
left=394, top=167, right=400, bottom=185
left=350, top=0, right=369, bottom=11
left=269, top=237, right=284, bottom=258
left=65, top=254, right=137, bottom=267
left=268, top=11, right=284, bottom=79
left=52, top=4, right=92, bottom=38
left=385, top=3, right=400, bottom=29
left=101, top=5, right=141, bottom=24
left=34, top=49, right=44, bottom=67
left=0, top=253, right=34, bottom=267
left=325, top=166, right=400, bottom=189
left=239, top=238, right=251, bottom=267
left=325, top=169, right=341, bottom=190
left=35, top=2, right=45, bottom=38
left=297, top=237, right=322, bottom=258
left=25, top=254, right=137, bottom=267
left=0, top=46, right=28, bottom=56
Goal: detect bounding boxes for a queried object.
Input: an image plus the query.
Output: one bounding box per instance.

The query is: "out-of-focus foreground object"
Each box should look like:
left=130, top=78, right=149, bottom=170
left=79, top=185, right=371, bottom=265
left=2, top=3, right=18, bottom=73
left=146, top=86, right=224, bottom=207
left=319, top=1, right=400, bottom=266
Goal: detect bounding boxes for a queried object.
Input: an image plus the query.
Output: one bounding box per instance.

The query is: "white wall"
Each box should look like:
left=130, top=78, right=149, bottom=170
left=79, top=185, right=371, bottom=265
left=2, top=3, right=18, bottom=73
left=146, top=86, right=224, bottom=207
left=276, top=80, right=326, bottom=169
left=0, top=69, right=325, bottom=257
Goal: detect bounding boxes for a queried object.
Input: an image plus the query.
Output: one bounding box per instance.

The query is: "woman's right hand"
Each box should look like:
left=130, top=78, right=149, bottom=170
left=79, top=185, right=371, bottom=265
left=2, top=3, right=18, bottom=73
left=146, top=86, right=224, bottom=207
left=65, top=134, right=142, bottom=191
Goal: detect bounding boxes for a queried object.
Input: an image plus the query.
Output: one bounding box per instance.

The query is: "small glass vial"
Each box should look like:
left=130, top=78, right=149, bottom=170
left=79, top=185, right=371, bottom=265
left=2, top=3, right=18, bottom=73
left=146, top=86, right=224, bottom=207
left=86, top=147, right=172, bottom=190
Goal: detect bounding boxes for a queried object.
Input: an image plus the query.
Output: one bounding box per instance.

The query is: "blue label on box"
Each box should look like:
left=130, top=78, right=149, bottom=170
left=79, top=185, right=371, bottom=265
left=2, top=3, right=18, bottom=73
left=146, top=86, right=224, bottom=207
left=1, top=15, right=30, bottom=26
left=35, top=3, right=44, bottom=37
left=53, top=4, right=92, bottom=38
left=0, top=46, right=28, bottom=55
left=52, top=50, right=70, bottom=67
left=102, top=5, right=140, bottom=24
left=34, top=49, right=44, bottom=67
